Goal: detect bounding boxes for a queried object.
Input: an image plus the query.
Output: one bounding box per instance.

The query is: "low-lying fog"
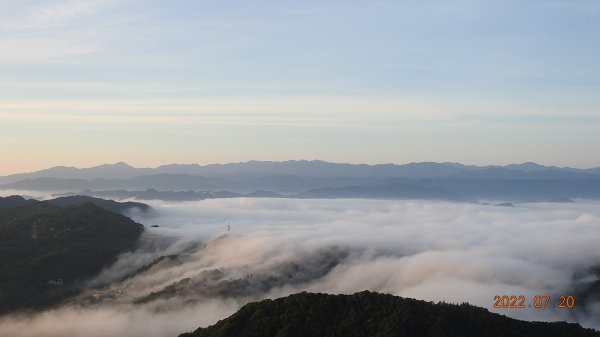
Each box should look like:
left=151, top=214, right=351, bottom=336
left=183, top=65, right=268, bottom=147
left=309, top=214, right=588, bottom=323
left=2, top=198, right=600, bottom=337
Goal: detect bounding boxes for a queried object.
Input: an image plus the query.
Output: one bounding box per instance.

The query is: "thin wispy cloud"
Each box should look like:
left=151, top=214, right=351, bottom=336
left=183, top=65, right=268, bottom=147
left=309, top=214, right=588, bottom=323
left=1, top=96, right=598, bottom=127
left=1, top=0, right=124, bottom=31
left=0, top=37, right=96, bottom=62
left=0, top=0, right=127, bottom=65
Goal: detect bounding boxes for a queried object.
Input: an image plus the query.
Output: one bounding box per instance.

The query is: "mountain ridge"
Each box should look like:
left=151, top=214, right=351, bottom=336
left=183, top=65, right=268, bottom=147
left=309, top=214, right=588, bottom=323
left=179, top=291, right=600, bottom=337
left=4, top=161, right=600, bottom=200
left=2, top=160, right=600, bottom=184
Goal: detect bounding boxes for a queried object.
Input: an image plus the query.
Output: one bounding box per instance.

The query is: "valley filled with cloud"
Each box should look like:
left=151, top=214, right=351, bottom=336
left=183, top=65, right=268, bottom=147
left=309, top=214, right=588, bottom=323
left=2, top=198, right=599, bottom=337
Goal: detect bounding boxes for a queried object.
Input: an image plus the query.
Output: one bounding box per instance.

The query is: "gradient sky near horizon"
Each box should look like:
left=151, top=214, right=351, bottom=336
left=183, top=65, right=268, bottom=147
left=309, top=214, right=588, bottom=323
left=1, top=0, right=599, bottom=175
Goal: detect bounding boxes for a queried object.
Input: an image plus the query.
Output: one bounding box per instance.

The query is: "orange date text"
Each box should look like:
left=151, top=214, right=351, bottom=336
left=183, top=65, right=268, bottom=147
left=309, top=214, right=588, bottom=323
left=493, top=295, right=575, bottom=309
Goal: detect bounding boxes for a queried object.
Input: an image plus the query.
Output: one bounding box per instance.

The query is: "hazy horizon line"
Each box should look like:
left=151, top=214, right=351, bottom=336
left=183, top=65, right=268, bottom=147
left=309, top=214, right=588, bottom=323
left=3, top=159, right=600, bottom=177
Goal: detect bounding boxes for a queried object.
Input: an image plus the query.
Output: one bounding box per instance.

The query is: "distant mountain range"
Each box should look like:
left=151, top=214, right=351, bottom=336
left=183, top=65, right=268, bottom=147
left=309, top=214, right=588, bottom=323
left=3, top=161, right=600, bottom=201
left=2, top=160, right=600, bottom=184
left=54, top=183, right=466, bottom=202
left=180, top=291, right=600, bottom=337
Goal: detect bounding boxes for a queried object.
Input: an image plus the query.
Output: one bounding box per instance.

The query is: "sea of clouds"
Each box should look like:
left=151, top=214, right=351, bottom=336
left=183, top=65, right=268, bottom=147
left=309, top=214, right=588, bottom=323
left=1, top=197, right=600, bottom=337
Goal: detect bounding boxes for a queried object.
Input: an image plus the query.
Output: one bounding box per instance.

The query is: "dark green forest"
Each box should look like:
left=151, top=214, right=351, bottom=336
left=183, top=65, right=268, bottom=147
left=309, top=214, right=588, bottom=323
left=0, top=196, right=144, bottom=313
left=181, top=291, right=600, bottom=337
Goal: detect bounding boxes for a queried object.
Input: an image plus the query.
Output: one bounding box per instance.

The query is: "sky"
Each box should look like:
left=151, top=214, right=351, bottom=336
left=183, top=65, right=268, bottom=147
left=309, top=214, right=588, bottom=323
left=1, top=0, right=599, bottom=175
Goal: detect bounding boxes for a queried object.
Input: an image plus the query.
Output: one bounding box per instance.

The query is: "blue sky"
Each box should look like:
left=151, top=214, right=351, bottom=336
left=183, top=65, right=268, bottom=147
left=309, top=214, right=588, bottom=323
left=1, top=0, right=599, bottom=174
